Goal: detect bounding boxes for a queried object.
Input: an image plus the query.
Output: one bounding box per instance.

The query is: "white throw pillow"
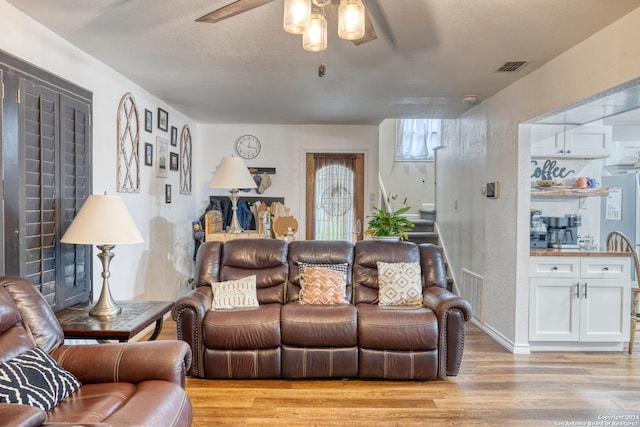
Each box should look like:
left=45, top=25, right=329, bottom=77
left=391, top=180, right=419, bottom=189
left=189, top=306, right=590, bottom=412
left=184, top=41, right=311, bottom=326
left=211, top=275, right=259, bottom=310
left=377, top=262, right=423, bottom=307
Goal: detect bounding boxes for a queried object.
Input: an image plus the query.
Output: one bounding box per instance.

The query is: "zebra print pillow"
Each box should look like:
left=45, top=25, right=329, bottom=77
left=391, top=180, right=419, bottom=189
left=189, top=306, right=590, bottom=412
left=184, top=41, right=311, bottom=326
left=0, top=347, right=81, bottom=411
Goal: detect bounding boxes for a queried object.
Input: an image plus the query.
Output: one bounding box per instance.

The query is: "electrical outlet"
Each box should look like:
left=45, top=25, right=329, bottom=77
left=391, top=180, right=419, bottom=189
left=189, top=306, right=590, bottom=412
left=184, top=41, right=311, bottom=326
left=579, top=197, right=586, bottom=209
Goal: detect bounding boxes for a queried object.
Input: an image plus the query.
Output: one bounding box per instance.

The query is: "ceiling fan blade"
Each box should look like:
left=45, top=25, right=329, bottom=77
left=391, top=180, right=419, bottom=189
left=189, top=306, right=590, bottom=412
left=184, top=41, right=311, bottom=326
left=195, top=0, right=276, bottom=24
left=324, top=2, right=377, bottom=46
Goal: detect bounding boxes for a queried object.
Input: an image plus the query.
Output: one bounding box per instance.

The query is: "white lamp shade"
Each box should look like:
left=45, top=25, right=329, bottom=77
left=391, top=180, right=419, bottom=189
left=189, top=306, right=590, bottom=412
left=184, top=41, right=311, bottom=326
left=60, top=194, right=143, bottom=245
left=209, top=157, right=257, bottom=189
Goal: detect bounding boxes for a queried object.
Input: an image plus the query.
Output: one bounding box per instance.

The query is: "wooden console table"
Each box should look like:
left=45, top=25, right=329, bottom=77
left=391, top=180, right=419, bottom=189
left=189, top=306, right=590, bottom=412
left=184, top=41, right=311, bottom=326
left=55, top=300, right=173, bottom=342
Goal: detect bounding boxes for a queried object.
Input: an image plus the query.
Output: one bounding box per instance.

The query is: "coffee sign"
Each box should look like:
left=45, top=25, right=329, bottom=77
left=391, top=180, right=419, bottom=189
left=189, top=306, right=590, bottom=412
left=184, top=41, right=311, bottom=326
left=531, top=159, right=575, bottom=180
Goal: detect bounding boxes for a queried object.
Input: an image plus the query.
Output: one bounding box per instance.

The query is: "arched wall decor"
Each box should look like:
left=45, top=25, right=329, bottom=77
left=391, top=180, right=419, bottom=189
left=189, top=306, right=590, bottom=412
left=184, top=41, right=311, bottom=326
left=180, top=124, right=192, bottom=195
left=116, top=92, right=140, bottom=192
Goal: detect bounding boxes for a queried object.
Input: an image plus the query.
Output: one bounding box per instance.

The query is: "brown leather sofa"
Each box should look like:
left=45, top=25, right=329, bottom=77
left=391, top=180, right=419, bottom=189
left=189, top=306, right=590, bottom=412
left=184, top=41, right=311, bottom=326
left=0, top=276, right=193, bottom=427
left=173, top=239, right=471, bottom=381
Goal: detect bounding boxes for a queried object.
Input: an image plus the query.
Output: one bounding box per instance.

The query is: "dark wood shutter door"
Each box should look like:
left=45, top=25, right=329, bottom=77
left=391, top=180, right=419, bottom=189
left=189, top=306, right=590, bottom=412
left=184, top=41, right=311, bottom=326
left=58, top=95, right=91, bottom=308
left=21, top=78, right=59, bottom=305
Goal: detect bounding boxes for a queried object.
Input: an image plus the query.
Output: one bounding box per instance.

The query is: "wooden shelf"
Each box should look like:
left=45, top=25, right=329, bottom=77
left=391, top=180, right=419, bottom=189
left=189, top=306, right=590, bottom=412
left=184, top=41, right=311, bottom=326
left=530, top=187, right=609, bottom=198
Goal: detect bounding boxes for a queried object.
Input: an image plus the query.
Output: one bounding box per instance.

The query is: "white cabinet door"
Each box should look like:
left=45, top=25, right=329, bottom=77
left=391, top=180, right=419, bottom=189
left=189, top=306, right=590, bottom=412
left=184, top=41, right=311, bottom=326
left=531, top=125, right=566, bottom=157
left=579, top=279, right=630, bottom=342
left=565, top=125, right=612, bottom=158
left=529, top=278, right=580, bottom=341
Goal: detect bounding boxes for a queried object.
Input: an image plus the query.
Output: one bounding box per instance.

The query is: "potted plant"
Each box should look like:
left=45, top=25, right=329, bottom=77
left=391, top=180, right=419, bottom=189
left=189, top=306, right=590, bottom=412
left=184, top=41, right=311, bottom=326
left=365, top=197, right=414, bottom=241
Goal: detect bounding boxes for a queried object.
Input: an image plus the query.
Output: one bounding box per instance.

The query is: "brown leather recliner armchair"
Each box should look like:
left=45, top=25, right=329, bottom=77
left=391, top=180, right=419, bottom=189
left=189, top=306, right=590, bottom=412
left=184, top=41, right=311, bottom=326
left=0, top=276, right=193, bottom=427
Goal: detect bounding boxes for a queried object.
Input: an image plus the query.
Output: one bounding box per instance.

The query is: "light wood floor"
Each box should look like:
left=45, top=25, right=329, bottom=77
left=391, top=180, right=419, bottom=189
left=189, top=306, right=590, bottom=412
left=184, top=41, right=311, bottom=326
left=155, top=319, right=640, bottom=426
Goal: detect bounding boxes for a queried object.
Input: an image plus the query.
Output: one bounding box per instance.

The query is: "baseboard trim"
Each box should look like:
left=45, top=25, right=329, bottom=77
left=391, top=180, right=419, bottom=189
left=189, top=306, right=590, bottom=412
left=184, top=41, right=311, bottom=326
left=471, top=318, right=531, bottom=355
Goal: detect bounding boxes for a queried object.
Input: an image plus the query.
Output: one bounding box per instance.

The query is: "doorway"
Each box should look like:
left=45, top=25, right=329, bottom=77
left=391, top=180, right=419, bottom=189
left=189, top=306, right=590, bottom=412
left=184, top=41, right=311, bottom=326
left=305, top=153, right=364, bottom=241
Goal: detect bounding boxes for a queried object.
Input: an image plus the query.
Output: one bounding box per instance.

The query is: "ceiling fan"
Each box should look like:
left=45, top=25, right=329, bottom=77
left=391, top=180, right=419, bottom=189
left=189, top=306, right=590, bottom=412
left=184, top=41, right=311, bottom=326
left=195, top=0, right=377, bottom=46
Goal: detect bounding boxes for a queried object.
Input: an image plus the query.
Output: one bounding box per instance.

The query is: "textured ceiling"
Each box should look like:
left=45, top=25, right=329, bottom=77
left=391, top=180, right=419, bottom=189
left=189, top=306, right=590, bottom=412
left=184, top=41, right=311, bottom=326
left=6, top=0, right=640, bottom=124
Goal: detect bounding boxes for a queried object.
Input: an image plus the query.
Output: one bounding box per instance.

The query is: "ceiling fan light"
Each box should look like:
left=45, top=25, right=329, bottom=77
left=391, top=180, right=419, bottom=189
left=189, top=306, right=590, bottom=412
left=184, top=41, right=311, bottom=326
left=338, top=0, right=365, bottom=40
left=284, top=0, right=312, bottom=34
left=303, top=13, right=327, bottom=52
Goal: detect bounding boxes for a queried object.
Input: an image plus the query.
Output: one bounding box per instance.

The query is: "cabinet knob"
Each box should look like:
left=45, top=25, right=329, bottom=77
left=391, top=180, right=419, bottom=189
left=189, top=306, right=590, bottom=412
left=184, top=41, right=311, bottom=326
left=566, top=150, right=571, bottom=154
left=603, top=267, right=609, bottom=271
left=552, top=266, right=558, bottom=271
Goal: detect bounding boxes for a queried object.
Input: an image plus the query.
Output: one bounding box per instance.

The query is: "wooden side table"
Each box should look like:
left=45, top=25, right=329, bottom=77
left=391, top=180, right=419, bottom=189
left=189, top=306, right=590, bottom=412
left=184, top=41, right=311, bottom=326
left=55, top=300, right=173, bottom=342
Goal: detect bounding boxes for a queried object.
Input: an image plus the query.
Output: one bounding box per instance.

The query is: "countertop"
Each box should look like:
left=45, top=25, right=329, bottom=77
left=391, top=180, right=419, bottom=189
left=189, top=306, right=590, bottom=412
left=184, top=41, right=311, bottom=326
left=530, top=248, right=632, bottom=257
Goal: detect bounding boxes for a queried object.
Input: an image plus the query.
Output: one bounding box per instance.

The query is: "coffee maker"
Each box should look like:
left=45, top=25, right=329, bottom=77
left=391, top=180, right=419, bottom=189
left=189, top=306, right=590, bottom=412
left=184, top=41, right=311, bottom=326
left=530, top=209, right=547, bottom=248
left=541, top=214, right=582, bottom=249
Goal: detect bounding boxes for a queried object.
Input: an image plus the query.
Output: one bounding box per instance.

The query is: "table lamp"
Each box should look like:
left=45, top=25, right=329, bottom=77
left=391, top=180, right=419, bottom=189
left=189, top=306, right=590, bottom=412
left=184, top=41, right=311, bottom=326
left=60, top=193, right=143, bottom=317
left=209, top=156, right=257, bottom=233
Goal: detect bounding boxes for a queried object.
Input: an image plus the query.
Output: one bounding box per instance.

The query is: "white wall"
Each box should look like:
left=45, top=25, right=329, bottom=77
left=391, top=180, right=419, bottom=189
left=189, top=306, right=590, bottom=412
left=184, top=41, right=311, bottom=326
left=0, top=1, right=198, bottom=302
left=437, top=7, right=640, bottom=352
left=378, top=119, right=435, bottom=215
left=196, top=124, right=379, bottom=238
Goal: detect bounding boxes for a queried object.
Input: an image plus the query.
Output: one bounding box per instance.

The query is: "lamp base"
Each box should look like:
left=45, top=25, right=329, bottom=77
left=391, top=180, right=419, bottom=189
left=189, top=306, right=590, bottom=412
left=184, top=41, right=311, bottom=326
left=89, top=244, right=122, bottom=317
left=226, top=188, right=245, bottom=234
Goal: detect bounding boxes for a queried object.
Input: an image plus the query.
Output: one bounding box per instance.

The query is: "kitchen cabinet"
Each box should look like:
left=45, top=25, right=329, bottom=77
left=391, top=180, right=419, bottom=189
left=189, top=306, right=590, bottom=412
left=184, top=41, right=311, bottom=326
left=529, top=256, right=630, bottom=350
left=531, top=124, right=612, bottom=158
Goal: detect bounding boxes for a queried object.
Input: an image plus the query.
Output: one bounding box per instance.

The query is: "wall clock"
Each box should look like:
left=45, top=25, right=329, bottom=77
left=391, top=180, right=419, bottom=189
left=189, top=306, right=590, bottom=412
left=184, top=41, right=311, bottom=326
left=235, top=134, right=261, bottom=159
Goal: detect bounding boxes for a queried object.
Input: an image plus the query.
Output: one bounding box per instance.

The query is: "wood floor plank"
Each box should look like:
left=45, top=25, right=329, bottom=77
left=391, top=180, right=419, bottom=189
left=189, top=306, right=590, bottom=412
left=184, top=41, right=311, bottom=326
left=151, top=318, right=640, bottom=426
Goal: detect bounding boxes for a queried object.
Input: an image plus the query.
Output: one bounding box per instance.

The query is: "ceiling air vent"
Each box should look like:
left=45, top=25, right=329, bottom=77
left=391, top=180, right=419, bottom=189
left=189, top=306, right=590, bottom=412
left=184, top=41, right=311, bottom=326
left=495, top=61, right=530, bottom=73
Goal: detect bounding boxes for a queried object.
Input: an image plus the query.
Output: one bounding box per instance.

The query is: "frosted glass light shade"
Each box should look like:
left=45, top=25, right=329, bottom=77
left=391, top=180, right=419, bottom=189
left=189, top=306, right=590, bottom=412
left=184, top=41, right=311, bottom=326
left=209, top=157, right=257, bottom=190
left=303, top=13, right=327, bottom=52
left=60, top=194, right=143, bottom=245
left=283, top=0, right=311, bottom=34
left=338, top=0, right=365, bottom=40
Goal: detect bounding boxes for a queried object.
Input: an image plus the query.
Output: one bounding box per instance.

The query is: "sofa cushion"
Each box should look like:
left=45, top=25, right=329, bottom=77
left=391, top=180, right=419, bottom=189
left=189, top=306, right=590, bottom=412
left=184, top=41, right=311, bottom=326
left=299, top=263, right=348, bottom=301
left=203, top=303, right=281, bottom=349
left=377, top=262, right=422, bottom=307
left=0, top=347, right=80, bottom=411
left=357, top=304, right=438, bottom=350
left=281, top=303, right=357, bottom=347
left=299, top=267, right=348, bottom=305
left=211, top=275, right=259, bottom=310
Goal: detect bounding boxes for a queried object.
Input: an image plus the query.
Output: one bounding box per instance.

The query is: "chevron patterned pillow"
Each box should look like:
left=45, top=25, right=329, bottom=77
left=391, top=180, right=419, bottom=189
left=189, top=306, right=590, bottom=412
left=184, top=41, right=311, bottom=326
left=377, top=262, right=423, bottom=307
left=298, top=262, right=348, bottom=301
left=0, top=347, right=80, bottom=411
left=299, top=267, right=348, bottom=305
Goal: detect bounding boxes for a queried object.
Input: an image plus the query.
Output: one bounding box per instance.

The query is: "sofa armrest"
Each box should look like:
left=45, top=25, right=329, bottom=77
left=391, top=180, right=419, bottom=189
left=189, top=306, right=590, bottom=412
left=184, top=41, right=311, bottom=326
left=0, top=403, right=46, bottom=427
left=171, top=286, right=212, bottom=377
left=423, top=287, right=472, bottom=377
left=51, top=340, right=192, bottom=388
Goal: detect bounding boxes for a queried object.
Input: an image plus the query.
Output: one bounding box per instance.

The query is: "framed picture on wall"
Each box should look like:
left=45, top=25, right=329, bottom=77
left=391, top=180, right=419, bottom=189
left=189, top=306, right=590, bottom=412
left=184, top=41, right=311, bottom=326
left=170, top=152, right=179, bottom=171
left=145, top=109, right=152, bottom=133
left=171, top=126, right=178, bottom=146
left=156, top=137, right=169, bottom=178
left=144, top=142, right=153, bottom=166
left=165, top=184, right=172, bottom=203
left=157, top=108, right=168, bottom=131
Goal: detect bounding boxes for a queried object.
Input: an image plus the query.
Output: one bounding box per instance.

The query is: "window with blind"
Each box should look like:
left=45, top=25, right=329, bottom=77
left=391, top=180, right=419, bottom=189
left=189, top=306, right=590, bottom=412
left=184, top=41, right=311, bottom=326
left=1, top=51, right=92, bottom=310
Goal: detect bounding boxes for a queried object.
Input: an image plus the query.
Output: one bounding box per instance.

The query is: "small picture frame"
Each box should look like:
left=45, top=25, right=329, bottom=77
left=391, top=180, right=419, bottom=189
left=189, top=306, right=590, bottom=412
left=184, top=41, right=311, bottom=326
left=157, top=108, right=168, bottom=132
left=156, top=137, right=169, bottom=178
left=170, top=152, right=179, bottom=171
left=144, top=142, right=153, bottom=166
left=171, top=126, right=178, bottom=146
left=144, top=109, right=152, bottom=133
left=165, top=184, right=172, bottom=204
